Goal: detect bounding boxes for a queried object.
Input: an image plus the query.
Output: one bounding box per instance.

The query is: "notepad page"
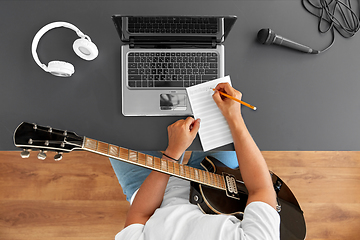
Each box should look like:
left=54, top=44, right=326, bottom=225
left=186, top=76, right=233, bottom=151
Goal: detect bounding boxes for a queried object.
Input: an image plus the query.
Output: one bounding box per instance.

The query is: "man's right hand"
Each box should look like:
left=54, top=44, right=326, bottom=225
left=212, top=82, right=243, bottom=124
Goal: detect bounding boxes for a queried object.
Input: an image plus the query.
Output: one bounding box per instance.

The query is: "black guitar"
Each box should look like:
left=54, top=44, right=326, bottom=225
left=13, top=122, right=306, bottom=240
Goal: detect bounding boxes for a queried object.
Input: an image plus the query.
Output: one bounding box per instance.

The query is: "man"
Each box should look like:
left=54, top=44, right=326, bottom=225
left=109, top=83, right=280, bottom=240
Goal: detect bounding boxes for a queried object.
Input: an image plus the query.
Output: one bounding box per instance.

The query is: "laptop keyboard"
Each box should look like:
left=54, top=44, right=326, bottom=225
left=127, top=17, right=219, bottom=34
left=127, top=51, right=219, bottom=88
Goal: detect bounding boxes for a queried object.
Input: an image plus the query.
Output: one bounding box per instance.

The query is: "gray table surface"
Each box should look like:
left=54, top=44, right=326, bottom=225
left=1, top=0, right=359, bottom=151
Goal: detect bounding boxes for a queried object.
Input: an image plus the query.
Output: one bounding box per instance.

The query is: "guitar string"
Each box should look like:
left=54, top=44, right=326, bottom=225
left=104, top=141, right=225, bottom=189
left=34, top=127, right=222, bottom=188
left=32, top=127, right=83, bottom=147
left=34, top=127, right=226, bottom=189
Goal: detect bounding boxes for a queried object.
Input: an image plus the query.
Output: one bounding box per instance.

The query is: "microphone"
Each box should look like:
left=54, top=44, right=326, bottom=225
left=257, top=28, right=319, bottom=54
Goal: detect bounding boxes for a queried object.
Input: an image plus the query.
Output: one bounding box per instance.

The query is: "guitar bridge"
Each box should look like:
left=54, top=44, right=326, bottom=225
left=223, top=172, right=240, bottom=200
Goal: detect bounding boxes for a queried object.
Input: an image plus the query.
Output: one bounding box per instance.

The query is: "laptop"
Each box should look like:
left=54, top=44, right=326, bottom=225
left=112, top=15, right=237, bottom=116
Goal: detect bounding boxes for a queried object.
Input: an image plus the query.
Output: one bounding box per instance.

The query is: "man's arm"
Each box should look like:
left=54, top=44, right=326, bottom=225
left=124, top=171, right=170, bottom=227
left=213, top=83, right=277, bottom=209
left=124, top=117, right=201, bottom=227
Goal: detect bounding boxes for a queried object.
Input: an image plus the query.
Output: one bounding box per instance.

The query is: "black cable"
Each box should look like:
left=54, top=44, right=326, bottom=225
left=302, top=0, right=360, bottom=53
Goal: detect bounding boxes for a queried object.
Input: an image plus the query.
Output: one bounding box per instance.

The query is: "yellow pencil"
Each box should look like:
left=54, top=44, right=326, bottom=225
left=211, top=88, right=257, bottom=111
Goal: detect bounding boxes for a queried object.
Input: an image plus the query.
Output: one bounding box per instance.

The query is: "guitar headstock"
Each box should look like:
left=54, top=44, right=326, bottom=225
left=13, top=122, right=84, bottom=161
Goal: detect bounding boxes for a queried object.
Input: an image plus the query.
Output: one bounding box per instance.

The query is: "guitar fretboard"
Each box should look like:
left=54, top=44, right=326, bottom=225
left=83, top=137, right=226, bottom=190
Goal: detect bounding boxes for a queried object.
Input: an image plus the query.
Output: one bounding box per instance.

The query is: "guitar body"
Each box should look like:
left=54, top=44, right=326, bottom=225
left=190, top=155, right=307, bottom=240
left=190, top=156, right=247, bottom=219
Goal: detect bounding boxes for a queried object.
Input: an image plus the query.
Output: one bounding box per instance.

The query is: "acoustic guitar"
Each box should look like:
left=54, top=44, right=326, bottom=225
left=13, top=122, right=306, bottom=240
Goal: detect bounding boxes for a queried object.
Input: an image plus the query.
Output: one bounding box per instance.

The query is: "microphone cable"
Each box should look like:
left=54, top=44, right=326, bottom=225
left=302, top=0, right=360, bottom=53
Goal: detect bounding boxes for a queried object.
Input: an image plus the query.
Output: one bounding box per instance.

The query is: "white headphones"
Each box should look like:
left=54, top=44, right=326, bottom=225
left=31, top=22, right=99, bottom=77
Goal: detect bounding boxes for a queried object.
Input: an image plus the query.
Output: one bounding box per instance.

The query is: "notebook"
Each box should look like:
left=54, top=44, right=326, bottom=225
left=112, top=15, right=237, bottom=116
left=186, top=76, right=233, bottom=151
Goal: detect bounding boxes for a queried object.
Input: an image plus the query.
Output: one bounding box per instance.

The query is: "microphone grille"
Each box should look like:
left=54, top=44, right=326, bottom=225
left=257, top=28, right=275, bottom=44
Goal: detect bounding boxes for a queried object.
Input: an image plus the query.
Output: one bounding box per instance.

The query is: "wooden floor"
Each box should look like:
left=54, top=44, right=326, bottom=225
left=1, top=151, right=359, bottom=240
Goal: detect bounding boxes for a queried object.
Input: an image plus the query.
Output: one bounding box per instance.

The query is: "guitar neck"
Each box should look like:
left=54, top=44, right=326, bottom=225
left=82, top=137, right=226, bottom=191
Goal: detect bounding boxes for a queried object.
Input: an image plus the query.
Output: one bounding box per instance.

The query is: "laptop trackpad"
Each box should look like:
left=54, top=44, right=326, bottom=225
left=160, top=93, right=187, bottom=111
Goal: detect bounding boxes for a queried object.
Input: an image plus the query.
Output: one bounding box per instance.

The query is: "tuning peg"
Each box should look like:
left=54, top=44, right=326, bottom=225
left=54, top=152, right=63, bottom=161
left=37, top=151, right=47, bottom=160
left=20, top=149, right=30, bottom=158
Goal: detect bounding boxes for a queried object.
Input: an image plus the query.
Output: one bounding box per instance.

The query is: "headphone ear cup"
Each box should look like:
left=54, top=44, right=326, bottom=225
left=73, top=38, right=98, bottom=61
left=47, top=61, right=75, bottom=77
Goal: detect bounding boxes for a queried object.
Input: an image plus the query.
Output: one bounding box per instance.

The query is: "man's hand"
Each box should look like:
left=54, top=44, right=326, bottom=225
left=164, top=117, right=201, bottom=160
left=212, top=82, right=243, bottom=124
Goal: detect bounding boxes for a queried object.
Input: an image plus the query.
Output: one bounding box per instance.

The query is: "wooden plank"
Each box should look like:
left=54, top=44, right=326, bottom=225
left=0, top=152, right=123, bottom=201
left=0, top=200, right=128, bottom=240
left=263, top=151, right=360, bottom=240
left=263, top=151, right=360, bottom=168
left=0, top=151, right=127, bottom=240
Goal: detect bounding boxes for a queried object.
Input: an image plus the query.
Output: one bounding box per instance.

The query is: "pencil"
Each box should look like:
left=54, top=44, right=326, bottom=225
left=211, top=88, right=257, bottom=111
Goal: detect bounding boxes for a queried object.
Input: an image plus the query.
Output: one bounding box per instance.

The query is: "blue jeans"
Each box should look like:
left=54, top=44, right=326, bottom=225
left=109, top=151, right=238, bottom=202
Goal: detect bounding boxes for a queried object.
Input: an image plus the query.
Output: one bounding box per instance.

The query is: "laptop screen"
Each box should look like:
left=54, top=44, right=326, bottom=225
left=112, top=15, right=237, bottom=44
